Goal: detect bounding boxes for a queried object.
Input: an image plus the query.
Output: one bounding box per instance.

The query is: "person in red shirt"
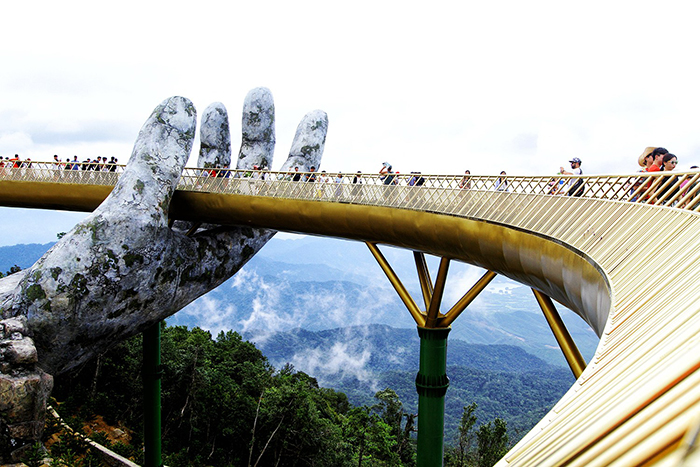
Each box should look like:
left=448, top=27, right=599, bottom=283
left=9, top=154, right=20, bottom=168
left=647, top=147, right=668, bottom=173
left=639, top=147, right=668, bottom=201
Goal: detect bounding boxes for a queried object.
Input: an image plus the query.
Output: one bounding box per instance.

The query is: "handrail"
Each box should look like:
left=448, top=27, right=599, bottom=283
left=2, top=162, right=699, bottom=212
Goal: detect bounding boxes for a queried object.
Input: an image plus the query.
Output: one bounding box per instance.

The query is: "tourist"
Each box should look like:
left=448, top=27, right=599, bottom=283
left=459, top=170, right=471, bottom=189
left=634, top=147, right=665, bottom=200
left=680, top=166, right=700, bottom=209
left=560, top=158, right=584, bottom=197
left=648, top=148, right=668, bottom=173
left=408, top=172, right=424, bottom=187
left=656, top=154, right=679, bottom=204
left=306, top=166, right=317, bottom=183
left=351, top=171, right=362, bottom=200
left=628, top=148, right=655, bottom=200
left=380, top=162, right=396, bottom=186
left=334, top=172, right=344, bottom=198
left=494, top=171, right=508, bottom=191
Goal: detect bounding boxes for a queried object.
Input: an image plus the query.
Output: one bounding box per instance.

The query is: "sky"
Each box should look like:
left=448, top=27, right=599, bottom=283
left=2, top=1, right=700, bottom=244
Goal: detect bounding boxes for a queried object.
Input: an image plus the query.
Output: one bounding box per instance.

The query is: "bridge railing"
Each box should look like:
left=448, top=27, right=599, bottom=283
left=2, top=162, right=700, bottom=213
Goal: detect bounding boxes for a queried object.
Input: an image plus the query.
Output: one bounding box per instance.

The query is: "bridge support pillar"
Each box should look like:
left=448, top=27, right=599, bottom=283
left=416, top=326, right=450, bottom=467
left=143, top=322, right=163, bottom=467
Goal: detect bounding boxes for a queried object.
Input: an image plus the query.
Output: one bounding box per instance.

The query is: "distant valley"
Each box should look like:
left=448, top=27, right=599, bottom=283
left=1, top=236, right=598, bottom=439
left=0, top=236, right=600, bottom=367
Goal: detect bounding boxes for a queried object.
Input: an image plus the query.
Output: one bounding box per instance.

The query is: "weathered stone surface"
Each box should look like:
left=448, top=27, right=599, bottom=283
left=0, top=317, right=26, bottom=339
left=238, top=87, right=275, bottom=170
left=198, top=102, right=231, bottom=169
left=0, top=372, right=52, bottom=419
left=0, top=369, right=53, bottom=461
left=280, top=110, right=328, bottom=172
left=1, top=339, right=38, bottom=365
left=0, top=89, right=328, bottom=461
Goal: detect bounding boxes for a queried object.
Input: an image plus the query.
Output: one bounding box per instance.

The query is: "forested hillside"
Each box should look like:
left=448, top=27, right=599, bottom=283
left=49, top=324, right=573, bottom=466
left=250, top=325, right=574, bottom=439
left=52, top=325, right=419, bottom=466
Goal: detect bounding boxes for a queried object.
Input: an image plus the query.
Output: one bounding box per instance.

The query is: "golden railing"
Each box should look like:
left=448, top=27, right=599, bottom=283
left=2, top=162, right=700, bottom=465
left=3, top=162, right=700, bottom=211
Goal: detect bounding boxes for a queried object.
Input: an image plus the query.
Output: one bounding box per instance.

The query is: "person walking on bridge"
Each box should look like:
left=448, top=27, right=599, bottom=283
left=560, top=158, right=584, bottom=197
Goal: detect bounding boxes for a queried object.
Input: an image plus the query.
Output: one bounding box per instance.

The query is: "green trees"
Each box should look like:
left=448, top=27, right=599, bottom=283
left=0, top=264, right=21, bottom=277
left=52, top=325, right=419, bottom=466
left=445, top=403, right=509, bottom=467
left=339, top=388, right=416, bottom=466
left=446, top=402, right=477, bottom=466
left=51, top=323, right=520, bottom=466
left=476, top=418, right=508, bottom=467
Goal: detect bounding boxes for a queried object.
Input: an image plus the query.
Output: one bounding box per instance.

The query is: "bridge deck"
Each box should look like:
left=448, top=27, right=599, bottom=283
left=2, top=164, right=700, bottom=465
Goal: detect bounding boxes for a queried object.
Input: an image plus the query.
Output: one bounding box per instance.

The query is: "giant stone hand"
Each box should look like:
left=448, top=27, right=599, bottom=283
left=0, top=88, right=328, bottom=461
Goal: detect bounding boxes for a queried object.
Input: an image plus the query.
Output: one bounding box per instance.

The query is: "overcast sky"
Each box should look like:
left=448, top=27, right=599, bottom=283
left=2, top=1, right=700, bottom=244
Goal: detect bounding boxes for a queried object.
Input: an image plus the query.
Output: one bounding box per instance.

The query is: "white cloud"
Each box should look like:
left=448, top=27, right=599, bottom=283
left=289, top=341, right=373, bottom=386
left=3, top=1, right=699, bottom=176
left=176, top=296, right=239, bottom=337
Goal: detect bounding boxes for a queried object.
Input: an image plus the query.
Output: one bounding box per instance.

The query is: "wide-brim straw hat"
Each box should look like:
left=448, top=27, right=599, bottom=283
left=638, top=147, right=657, bottom=167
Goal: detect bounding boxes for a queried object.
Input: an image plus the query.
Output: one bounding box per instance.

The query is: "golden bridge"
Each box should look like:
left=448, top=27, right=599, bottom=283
left=2, top=163, right=700, bottom=466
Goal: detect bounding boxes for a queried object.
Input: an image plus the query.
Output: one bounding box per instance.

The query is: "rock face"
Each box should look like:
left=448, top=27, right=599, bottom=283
left=199, top=102, right=232, bottom=169
left=0, top=317, right=53, bottom=462
left=0, top=89, right=328, bottom=462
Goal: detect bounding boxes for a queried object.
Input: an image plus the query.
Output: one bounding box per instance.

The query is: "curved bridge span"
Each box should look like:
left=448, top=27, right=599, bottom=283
left=2, top=165, right=700, bottom=465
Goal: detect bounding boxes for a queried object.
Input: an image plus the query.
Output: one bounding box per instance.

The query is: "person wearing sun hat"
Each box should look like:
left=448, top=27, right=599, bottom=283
left=634, top=147, right=668, bottom=200
left=638, top=147, right=657, bottom=169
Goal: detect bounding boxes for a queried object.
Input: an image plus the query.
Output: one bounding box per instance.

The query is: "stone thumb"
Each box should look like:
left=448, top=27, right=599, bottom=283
left=96, top=96, right=197, bottom=226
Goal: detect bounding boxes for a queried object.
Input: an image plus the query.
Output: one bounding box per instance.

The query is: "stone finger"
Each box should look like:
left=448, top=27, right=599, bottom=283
left=236, top=87, right=275, bottom=171
left=198, top=102, right=232, bottom=170
left=278, top=110, right=328, bottom=172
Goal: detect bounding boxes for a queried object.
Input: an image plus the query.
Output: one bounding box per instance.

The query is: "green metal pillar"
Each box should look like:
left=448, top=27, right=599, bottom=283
left=416, top=326, right=451, bottom=467
left=143, top=322, right=163, bottom=467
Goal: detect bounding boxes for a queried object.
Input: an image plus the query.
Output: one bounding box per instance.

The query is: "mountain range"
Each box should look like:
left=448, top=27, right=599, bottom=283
left=1, top=235, right=599, bottom=440
left=0, top=236, right=600, bottom=367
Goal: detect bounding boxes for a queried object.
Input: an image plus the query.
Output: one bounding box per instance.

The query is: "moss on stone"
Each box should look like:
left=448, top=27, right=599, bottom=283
left=134, top=180, right=145, bottom=195
left=241, top=245, right=255, bottom=262
left=50, top=267, right=62, bottom=280
left=248, top=111, right=261, bottom=125
left=75, top=218, right=105, bottom=242
left=159, top=268, right=177, bottom=284
left=69, top=274, right=88, bottom=298
left=26, top=284, right=46, bottom=301
left=123, top=253, right=144, bottom=268
left=300, top=144, right=320, bottom=156
left=107, top=308, right=125, bottom=320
